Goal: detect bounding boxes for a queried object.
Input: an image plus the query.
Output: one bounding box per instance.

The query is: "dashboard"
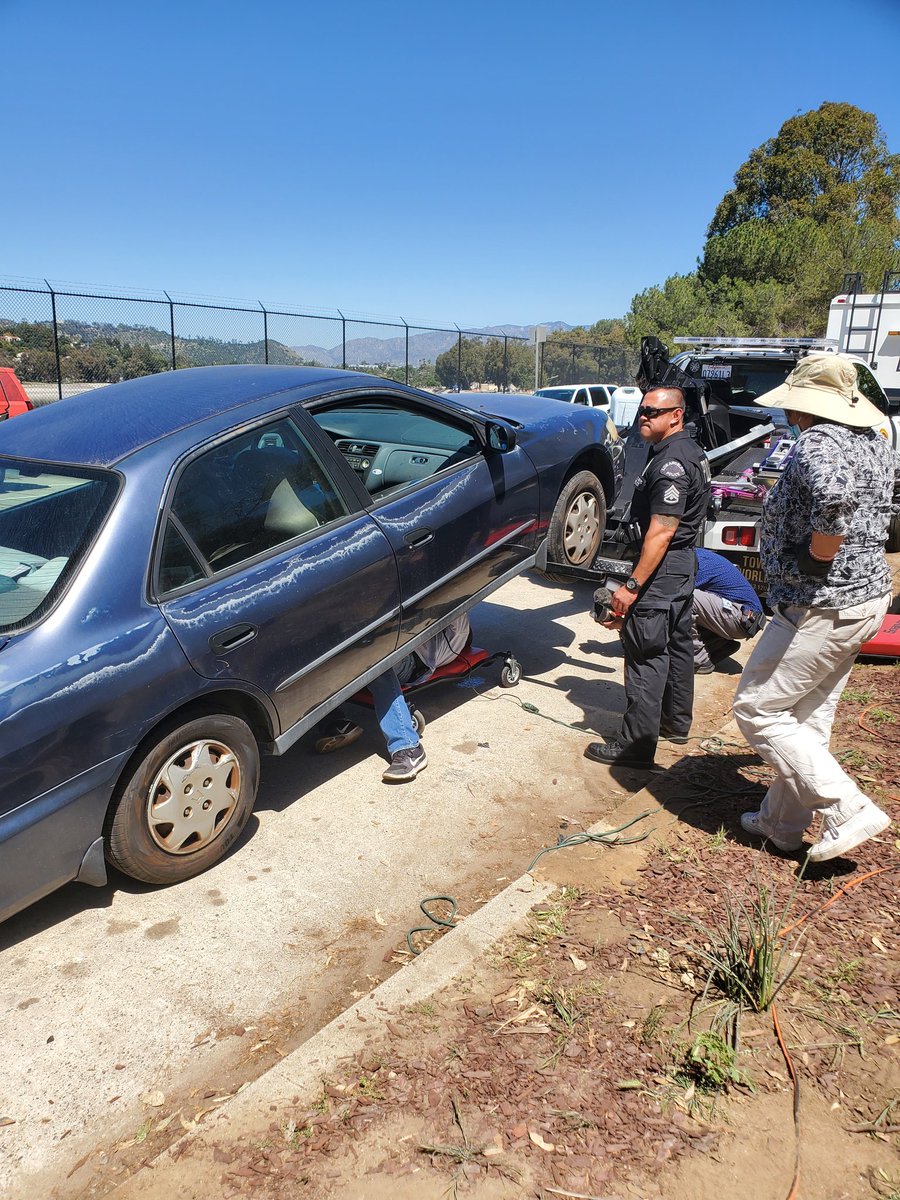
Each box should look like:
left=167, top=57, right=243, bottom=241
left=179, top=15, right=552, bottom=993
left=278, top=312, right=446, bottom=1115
left=312, top=403, right=481, bottom=495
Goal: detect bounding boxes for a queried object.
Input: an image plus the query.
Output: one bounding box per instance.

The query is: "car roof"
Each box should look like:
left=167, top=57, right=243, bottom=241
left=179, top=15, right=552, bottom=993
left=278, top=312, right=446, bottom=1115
left=0, top=366, right=373, bottom=467
left=537, top=382, right=614, bottom=389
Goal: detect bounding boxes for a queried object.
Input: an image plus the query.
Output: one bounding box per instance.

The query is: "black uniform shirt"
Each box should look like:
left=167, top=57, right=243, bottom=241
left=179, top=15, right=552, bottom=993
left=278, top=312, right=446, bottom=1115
left=631, top=429, right=711, bottom=553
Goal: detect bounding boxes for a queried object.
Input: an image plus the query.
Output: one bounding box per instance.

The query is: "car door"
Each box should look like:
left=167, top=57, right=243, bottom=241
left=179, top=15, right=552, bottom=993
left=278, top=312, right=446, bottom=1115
left=309, top=392, right=540, bottom=643
left=156, top=413, right=400, bottom=735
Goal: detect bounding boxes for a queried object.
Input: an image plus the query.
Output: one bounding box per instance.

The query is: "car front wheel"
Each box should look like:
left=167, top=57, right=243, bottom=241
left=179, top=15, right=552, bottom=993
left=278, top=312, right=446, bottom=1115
left=547, top=470, right=607, bottom=570
left=105, top=713, right=260, bottom=885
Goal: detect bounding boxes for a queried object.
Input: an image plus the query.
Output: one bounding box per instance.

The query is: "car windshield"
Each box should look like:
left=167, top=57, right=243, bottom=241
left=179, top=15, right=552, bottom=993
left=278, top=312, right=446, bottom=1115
left=0, top=458, right=118, bottom=632
left=535, top=388, right=575, bottom=402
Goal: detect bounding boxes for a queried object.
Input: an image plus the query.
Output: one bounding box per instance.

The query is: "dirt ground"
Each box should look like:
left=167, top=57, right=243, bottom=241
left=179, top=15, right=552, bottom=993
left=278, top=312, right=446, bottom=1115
left=100, top=657, right=899, bottom=1200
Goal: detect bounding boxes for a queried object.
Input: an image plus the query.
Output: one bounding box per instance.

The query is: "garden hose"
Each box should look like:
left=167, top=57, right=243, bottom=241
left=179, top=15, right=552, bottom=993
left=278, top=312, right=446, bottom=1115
left=406, top=895, right=459, bottom=956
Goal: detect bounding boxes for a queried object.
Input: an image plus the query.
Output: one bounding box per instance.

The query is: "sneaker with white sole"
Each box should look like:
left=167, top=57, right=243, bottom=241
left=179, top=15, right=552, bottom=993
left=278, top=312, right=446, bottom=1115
left=314, top=717, right=363, bottom=755
left=740, top=811, right=804, bottom=853
left=807, top=802, right=890, bottom=863
left=382, top=743, right=428, bottom=783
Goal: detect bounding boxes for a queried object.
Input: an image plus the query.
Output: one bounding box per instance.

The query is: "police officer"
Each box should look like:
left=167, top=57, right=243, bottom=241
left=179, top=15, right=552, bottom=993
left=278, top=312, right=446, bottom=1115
left=585, top=386, right=711, bottom=769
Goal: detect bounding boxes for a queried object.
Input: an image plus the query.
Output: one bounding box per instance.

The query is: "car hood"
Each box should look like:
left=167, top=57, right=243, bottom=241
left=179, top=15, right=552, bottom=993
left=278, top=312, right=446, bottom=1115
left=442, top=391, right=607, bottom=432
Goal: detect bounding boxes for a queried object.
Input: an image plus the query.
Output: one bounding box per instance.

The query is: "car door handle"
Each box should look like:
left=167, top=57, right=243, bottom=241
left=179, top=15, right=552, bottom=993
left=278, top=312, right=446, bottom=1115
left=404, top=527, right=434, bottom=548
left=209, top=623, right=258, bottom=654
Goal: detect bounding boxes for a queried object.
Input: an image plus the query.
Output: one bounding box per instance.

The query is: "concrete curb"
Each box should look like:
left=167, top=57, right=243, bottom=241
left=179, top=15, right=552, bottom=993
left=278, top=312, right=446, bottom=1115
left=110, top=728, right=737, bottom=1197
left=112, top=872, right=557, bottom=1196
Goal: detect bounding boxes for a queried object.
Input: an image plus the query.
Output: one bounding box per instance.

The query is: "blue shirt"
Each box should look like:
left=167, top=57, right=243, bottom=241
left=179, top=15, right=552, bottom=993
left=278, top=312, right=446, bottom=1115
left=695, top=548, right=762, bottom=612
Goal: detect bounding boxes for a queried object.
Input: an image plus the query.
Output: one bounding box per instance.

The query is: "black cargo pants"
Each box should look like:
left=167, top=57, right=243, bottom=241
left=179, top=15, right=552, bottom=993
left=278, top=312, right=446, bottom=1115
left=619, top=557, right=695, bottom=762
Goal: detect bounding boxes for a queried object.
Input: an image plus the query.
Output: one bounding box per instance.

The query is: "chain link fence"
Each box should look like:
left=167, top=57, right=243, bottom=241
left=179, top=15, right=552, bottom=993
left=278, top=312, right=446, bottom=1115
left=0, top=280, right=538, bottom=402
left=538, top=339, right=639, bottom=388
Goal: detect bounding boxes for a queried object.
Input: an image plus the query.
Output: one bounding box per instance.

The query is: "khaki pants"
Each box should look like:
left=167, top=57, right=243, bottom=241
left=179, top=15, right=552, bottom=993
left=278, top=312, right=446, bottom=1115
left=732, top=593, right=890, bottom=837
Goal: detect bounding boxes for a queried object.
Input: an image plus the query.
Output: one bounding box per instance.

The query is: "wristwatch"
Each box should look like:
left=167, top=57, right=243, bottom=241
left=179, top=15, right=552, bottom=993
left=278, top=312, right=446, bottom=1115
left=625, top=576, right=641, bottom=593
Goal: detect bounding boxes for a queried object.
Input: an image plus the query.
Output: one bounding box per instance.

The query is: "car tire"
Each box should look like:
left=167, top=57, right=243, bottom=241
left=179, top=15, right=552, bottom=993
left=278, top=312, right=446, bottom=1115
left=886, top=513, right=900, bottom=554
left=105, top=713, right=260, bottom=885
left=546, top=470, right=607, bottom=573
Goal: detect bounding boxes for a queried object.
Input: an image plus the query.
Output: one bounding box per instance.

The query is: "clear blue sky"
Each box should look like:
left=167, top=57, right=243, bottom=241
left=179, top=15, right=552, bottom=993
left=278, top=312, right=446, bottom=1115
left=4, top=0, right=899, bottom=329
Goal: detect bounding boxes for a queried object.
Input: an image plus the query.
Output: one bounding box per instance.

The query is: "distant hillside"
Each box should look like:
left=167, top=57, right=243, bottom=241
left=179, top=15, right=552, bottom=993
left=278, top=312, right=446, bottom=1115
left=0, top=314, right=575, bottom=383
left=294, top=321, right=572, bottom=367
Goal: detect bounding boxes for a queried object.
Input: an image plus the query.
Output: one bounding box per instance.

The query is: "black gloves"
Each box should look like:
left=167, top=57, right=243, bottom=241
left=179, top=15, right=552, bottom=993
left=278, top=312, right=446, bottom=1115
left=796, top=540, right=833, bottom=578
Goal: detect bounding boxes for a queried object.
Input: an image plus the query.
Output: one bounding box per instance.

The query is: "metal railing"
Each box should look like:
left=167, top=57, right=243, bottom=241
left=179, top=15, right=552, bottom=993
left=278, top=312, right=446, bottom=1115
left=0, top=279, right=534, bottom=400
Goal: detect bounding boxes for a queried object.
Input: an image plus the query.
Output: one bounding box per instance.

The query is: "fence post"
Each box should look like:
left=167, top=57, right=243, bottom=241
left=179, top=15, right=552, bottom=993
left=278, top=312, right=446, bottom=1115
left=259, top=302, right=269, bottom=364
left=539, top=341, right=544, bottom=388
left=402, top=317, right=409, bottom=384
left=44, top=280, right=63, bottom=401
left=338, top=309, right=347, bottom=369
left=163, top=292, right=177, bottom=370
left=455, top=327, right=462, bottom=391
left=502, top=336, right=509, bottom=392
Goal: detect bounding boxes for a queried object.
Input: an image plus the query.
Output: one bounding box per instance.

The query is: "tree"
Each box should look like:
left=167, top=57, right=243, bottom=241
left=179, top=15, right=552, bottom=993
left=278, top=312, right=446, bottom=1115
left=627, top=102, right=900, bottom=349
left=708, top=102, right=900, bottom=236
left=435, top=339, right=486, bottom=389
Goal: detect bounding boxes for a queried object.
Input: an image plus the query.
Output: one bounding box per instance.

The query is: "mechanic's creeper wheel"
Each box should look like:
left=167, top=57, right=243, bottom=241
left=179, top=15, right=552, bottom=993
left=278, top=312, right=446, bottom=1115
left=499, top=656, right=521, bottom=688
left=410, top=707, right=426, bottom=735
left=105, top=713, right=260, bottom=884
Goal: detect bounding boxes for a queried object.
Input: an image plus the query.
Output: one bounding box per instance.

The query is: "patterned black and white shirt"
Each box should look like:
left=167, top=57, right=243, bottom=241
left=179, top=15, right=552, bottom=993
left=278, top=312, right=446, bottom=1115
left=760, top=423, right=900, bottom=608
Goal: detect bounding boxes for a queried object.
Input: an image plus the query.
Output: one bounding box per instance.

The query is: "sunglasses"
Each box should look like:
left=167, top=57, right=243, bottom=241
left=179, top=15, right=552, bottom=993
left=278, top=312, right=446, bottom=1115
left=638, top=405, right=682, bottom=419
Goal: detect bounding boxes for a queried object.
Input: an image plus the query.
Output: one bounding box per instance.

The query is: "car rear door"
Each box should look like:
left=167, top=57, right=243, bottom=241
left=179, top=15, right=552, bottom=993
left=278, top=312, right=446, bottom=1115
left=156, top=413, right=400, bottom=736
left=309, top=392, right=539, bottom=644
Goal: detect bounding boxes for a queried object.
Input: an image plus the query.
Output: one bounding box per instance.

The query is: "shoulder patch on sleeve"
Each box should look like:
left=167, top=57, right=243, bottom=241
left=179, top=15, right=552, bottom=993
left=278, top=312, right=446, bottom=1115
left=663, top=484, right=680, bottom=504
left=659, top=460, right=686, bottom=478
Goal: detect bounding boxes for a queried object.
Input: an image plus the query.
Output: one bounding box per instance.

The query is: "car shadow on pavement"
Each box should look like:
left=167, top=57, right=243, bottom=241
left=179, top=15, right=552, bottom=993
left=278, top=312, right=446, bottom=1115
left=477, top=577, right=599, bottom=677
left=0, top=869, right=157, bottom=951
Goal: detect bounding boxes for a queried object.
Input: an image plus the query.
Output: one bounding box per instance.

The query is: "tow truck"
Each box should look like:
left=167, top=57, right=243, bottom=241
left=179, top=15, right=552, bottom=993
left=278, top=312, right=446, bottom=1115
left=566, top=335, right=897, bottom=602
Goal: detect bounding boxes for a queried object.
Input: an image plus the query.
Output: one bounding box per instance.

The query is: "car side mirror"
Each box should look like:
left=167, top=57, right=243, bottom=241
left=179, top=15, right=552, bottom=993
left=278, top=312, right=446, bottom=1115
left=486, top=422, right=516, bottom=453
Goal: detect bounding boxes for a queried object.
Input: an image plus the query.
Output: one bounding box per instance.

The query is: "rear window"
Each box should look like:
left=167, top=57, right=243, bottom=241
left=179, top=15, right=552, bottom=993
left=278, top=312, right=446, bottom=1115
left=0, top=459, right=118, bottom=631
left=535, top=388, right=575, bottom=402
left=689, top=359, right=794, bottom=407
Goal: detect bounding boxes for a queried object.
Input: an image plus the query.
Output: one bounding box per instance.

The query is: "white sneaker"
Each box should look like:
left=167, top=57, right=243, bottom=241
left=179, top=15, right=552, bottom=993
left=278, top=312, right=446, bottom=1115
left=740, top=811, right=804, bottom=853
left=807, top=803, right=890, bottom=863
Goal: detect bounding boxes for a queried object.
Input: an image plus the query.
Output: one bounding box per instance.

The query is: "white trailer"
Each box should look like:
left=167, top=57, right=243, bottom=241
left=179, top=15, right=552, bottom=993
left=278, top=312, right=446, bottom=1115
left=827, top=271, right=900, bottom=409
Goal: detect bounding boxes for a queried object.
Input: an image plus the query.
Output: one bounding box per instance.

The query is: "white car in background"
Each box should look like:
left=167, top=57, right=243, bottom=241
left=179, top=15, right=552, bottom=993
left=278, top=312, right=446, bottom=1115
left=534, top=383, right=619, bottom=409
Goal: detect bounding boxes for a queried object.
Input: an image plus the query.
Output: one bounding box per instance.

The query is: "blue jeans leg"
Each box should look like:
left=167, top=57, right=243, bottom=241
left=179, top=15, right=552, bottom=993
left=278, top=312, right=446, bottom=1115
left=368, top=667, right=419, bottom=755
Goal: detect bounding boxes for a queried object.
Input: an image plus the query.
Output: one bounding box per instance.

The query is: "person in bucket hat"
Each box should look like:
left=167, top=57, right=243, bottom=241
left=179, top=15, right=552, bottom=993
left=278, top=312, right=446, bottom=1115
left=733, top=354, right=900, bottom=862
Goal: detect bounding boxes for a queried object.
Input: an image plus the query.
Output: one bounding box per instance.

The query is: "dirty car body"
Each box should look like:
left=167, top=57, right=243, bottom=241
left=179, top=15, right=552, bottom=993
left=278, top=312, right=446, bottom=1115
left=0, top=366, right=620, bottom=922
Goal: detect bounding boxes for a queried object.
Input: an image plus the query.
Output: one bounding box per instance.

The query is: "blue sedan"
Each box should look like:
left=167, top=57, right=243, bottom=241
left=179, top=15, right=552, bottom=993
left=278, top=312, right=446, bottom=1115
left=0, top=367, right=621, bottom=921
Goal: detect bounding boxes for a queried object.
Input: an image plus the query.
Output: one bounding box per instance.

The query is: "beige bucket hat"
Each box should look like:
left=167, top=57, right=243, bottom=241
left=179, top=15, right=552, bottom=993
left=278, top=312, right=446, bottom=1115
left=754, top=353, right=884, bottom=428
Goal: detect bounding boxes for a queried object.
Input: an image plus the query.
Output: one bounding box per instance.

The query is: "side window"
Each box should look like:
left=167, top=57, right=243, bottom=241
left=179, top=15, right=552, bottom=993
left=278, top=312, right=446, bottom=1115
left=158, top=416, right=349, bottom=591
left=573, top=388, right=590, bottom=406
left=854, top=364, right=888, bottom=414
left=588, top=387, right=610, bottom=407
left=311, top=399, right=481, bottom=498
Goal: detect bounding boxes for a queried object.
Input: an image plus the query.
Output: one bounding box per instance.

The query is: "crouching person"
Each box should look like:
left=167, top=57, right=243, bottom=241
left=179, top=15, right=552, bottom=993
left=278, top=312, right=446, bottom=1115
left=692, top=547, right=766, bottom=673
